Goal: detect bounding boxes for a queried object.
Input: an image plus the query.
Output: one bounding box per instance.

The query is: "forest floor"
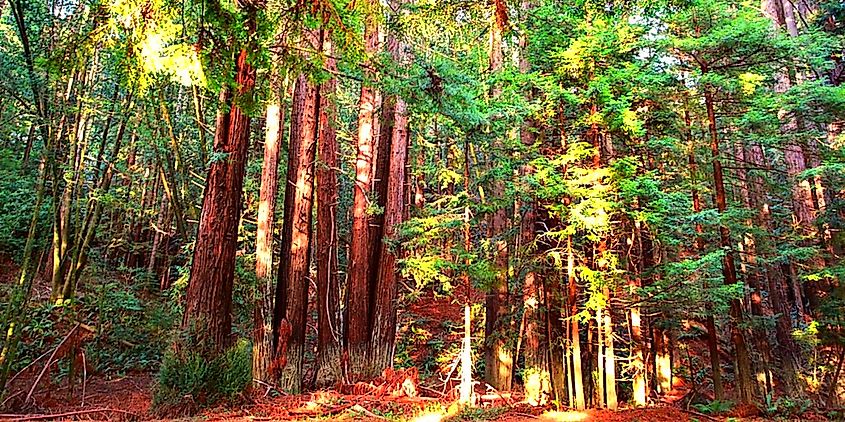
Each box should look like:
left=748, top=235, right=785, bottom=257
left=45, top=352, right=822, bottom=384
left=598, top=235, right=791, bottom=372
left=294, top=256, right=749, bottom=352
left=0, top=256, right=832, bottom=421
left=2, top=371, right=829, bottom=421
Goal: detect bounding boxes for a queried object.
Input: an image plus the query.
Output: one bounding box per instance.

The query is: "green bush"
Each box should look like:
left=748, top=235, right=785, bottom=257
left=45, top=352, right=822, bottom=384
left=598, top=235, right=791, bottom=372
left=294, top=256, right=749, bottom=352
left=692, top=399, right=734, bottom=415
left=0, top=150, right=48, bottom=255
left=153, top=337, right=252, bottom=414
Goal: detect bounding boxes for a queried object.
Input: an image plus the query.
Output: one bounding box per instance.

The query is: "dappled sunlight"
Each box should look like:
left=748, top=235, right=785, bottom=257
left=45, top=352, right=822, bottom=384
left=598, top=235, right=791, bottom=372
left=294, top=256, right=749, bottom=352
left=539, top=410, right=590, bottom=421
left=411, top=411, right=446, bottom=422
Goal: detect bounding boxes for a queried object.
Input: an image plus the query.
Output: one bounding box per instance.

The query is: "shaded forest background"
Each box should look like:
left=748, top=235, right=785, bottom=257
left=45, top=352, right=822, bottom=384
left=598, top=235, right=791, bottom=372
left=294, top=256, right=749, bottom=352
left=1, top=0, right=845, bottom=417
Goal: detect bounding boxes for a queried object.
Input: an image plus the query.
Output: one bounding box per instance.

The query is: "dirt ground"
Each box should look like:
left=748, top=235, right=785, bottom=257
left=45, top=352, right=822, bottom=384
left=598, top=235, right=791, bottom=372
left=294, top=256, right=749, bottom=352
left=0, top=263, right=830, bottom=421
left=0, top=371, right=826, bottom=421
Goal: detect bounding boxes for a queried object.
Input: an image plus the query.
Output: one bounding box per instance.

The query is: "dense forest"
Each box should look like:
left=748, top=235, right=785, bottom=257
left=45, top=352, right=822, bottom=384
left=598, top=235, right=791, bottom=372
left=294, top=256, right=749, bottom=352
left=1, top=0, right=845, bottom=419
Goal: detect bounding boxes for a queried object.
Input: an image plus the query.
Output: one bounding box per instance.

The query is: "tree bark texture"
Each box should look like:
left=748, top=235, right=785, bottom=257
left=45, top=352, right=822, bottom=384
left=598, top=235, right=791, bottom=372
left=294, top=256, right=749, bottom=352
left=315, top=32, right=342, bottom=387
left=273, top=34, right=320, bottom=392
left=183, top=47, right=256, bottom=353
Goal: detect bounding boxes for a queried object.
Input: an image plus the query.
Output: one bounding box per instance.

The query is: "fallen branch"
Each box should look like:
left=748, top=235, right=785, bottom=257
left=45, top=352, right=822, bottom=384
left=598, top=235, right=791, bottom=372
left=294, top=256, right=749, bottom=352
left=25, top=324, right=83, bottom=404
left=288, top=402, right=356, bottom=416
left=481, top=383, right=513, bottom=405
left=81, top=349, right=87, bottom=407
left=0, top=408, right=140, bottom=421
left=6, top=348, right=52, bottom=386
left=418, top=385, right=445, bottom=398
left=0, top=390, right=23, bottom=409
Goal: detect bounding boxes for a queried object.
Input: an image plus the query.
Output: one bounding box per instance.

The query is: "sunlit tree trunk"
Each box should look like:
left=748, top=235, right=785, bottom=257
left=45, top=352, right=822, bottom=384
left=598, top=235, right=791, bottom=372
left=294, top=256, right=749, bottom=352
left=370, top=96, right=407, bottom=375
left=567, top=236, right=586, bottom=409
left=347, top=9, right=380, bottom=378
left=370, top=20, right=409, bottom=374
left=459, top=127, right=474, bottom=405
left=518, top=7, right=549, bottom=404
left=734, top=142, right=775, bottom=395
left=272, top=47, right=319, bottom=392
left=630, top=217, right=647, bottom=407
left=766, top=0, right=825, bottom=315
left=254, top=50, right=286, bottom=384
left=602, top=287, right=617, bottom=410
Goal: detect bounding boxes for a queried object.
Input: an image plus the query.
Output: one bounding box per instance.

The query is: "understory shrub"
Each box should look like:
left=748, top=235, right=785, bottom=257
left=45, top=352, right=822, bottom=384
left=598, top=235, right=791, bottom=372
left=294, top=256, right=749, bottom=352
left=153, top=337, right=252, bottom=415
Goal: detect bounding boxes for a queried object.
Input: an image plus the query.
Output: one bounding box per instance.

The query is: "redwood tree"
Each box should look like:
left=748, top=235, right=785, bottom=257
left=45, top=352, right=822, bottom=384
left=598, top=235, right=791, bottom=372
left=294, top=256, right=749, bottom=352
left=315, top=30, right=342, bottom=387
left=272, top=30, right=321, bottom=393
left=182, top=8, right=258, bottom=353
left=347, top=6, right=381, bottom=378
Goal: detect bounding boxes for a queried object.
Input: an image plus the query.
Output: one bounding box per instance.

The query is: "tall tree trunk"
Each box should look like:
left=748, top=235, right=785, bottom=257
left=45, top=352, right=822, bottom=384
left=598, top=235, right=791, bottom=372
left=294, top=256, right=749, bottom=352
left=746, top=141, right=802, bottom=395
left=347, top=11, right=380, bottom=378
left=567, top=235, right=586, bottom=409
left=272, top=36, right=320, bottom=392
left=315, top=32, right=342, bottom=387
left=253, top=53, right=286, bottom=384
left=685, top=108, right=724, bottom=401
left=704, top=88, right=755, bottom=404
left=603, top=287, right=617, bottom=410
left=518, top=7, right=549, bottom=405
left=484, top=0, right=513, bottom=392
left=370, top=94, right=408, bottom=376
left=734, top=143, right=775, bottom=395
left=630, top=218, right=647, bottom=407
left=183, top=41, right=256, bottom=353
left=460, top=130, right=474, bottom=405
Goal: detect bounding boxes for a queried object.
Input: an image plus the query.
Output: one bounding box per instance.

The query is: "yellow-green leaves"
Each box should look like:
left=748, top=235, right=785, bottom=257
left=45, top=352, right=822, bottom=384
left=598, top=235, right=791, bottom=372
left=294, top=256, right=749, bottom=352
left=108, top=0, right=205, bottom=90
left=738, top=72, right=765, bottom=95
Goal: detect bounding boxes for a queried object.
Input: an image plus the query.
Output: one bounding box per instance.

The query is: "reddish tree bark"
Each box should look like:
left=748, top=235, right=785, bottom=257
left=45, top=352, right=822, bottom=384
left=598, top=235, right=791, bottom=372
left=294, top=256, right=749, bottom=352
left=370, top=93, right=408, bottom=375
left=347, top=11, right=380, bottom=378
left=685, top=107, right=723, bottom=401
left=704, top=88, right=755, bottom=403
left=315, top=32, right=342, bottom=387
left=272, top=34, right=320, bottom=392
left=183, top=46, right=256, bottom=353
left=746, top=141, right=802, bottom=394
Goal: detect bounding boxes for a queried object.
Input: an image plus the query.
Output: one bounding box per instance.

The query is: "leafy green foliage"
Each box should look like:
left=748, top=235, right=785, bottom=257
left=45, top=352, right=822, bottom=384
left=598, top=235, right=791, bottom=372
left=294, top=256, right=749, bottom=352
left=692, top=399, right=734, bottom=415
left=153, top=338, right=251, bottom=414
left=0, top=151, right=47, bottom=255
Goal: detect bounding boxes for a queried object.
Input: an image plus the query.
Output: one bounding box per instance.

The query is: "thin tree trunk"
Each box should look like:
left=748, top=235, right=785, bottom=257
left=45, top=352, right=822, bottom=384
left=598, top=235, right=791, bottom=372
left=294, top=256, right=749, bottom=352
left=568, top=236, right=586, bottom=409
left=686, top=107, right=724, bottom=401
left=704, top=88, right=755, bottom=404
left=253, top=51, right=286, bottom=384
left=630, top=219, right=647, bottom=407
left=603, top=287, right=617, bottom=410
left=0, top=144, right=50, bottom=395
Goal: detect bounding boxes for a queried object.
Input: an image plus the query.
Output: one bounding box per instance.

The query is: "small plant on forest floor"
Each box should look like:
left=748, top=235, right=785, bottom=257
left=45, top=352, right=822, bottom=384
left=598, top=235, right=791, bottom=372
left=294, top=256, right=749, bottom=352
left=763, top=393, right=813, bottom=417
left=451, top=406, right=508, bottom=421
left=692, top=399, right=734, bottom=414
left=153, top=337, right=252, bottom=415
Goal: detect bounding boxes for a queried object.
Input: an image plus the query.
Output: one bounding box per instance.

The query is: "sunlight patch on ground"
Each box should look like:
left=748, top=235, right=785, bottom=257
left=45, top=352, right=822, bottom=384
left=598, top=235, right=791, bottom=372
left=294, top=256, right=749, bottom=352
left=539, top=410, right=590, bottom=421
left=411, top=412, right=445, bottom=422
